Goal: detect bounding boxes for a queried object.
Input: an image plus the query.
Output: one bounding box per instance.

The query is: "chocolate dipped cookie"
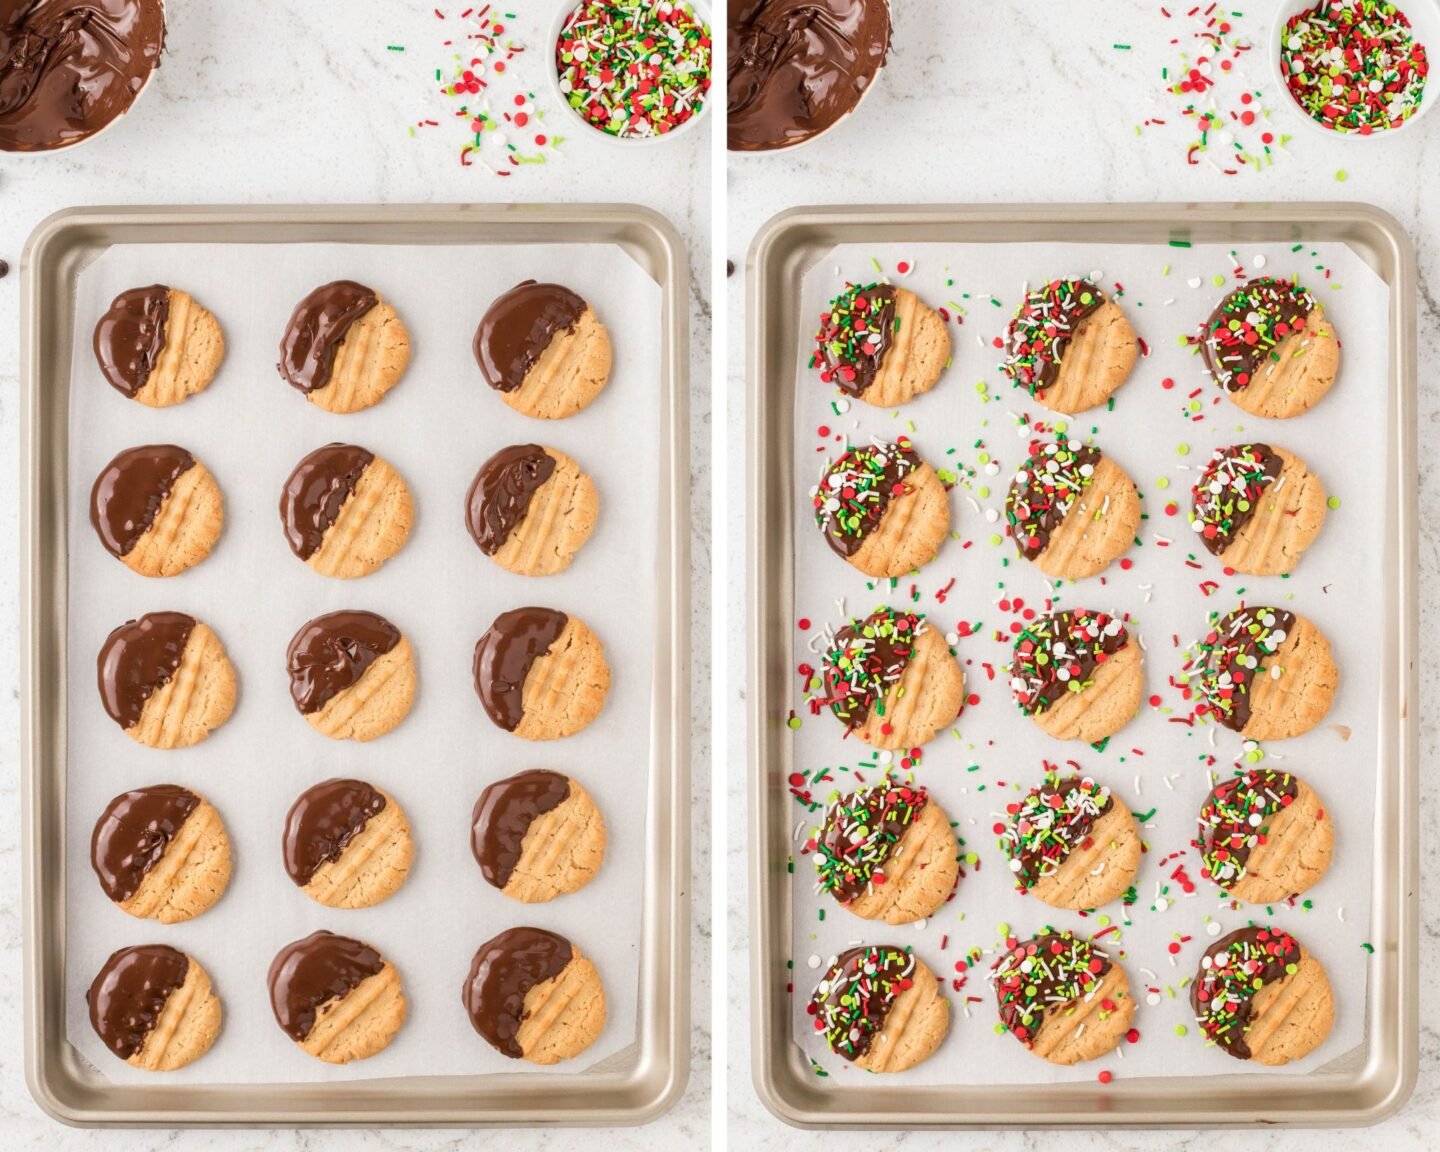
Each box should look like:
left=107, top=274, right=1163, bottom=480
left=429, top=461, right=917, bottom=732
left=1190, top=443, right=1327, bottom=576
left=90, top=444, right=223, bottom=577
left=466, top=444, right=599, bottom=576
left=818, top=607, right=965, bottom=751
left=97, top=612, right=236, bottom=749
left=474, top=281, right=611, bottom=419
left=463, top=927, right=606, bottom=1064
left=94, top=285, right=224, bottom=407
left=1001, top=278, right=1139, bottom=414
left=1196, top=769, right=1333, bottom=903
left=278, top=280, right=410, bottom=413
left=1008, top=609, right=1142, bottom=743
left=269, top=931, right=406, bottom=1064
left=809, top=944, right=947, bottom=1073
left=286, top=610, right=416, bottom=742
left=87, top=944, right=221, bottom=1072
left=279, top=444, right=412, bottom=579
left=472, top=769, right=605, bottom=903
left=812, top=282, right=950, bottom=408
left=473, top=607, right=610, bottom=740
left=91, top=785, right=231, bottom=923
left=283, top=778, right=413, bottom=909
left=812, top=437, right=949, bottom=577
left=1005, top=439, right=1140, bottom=580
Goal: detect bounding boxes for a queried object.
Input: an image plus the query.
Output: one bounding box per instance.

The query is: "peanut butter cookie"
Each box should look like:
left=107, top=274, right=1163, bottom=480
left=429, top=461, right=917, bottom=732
left=94, top=285, right=225, bottom=408
left=474, top=281, right=611, bottom=419
left=809, top=944, right=948, bottom=1073
left=90, top=445, right=223, bottom=578
left=813, top=283, right=950, bottom=408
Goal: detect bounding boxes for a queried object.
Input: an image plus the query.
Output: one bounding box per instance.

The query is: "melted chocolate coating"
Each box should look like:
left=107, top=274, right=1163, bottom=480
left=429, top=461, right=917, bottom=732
left=1201, top=607, right=1298, bottom=732
left=87, top=943, right=188, bottom=1060
left=268, top=930, right=385, bottom=1043
left=1195, top=769, right=1301, bottom=887
left=1010, top=609, right=1129, bottom=715
left=283, top=778, right=387, bottom=887
left=808, top=943, right=913, bottom=1061
left=814, top=440, right=917, bottom=559
left=93, top=285, right=169, bottom=397
left=814, top=283, right=897, bottom=398
left=466, top=444, right=556, bottom=555
left=462, top=926, right=573, bottom=1059
left=286, top=610, right=401, bottom=716
left=279, top=443, right=375, bottom=560
left=473, top=281, right=586, bottom=393
left=1199, top=278, right=1317, bottom=393
left=1005, top=442, right=1102, bottom=560
left=992, top=931, right=1112, bottom=1044
left=0, top=0, right=166, bottom=153
left=97, top=611, right=196, bottom=730
left=90, top=784, right=200, bottom=903
left=728, top=0, right=891, bottom=152
left=277, top=280, right=378, bottom=394
left=815, top=780, right=927, bottom=903
left=1191, top=925, right=1302, bottom=1059
left=1004, top=776, right=1114, bottom=892
left=1002, top=279, right=1106, bottom=394
left=1192, top=444, right=1284, bottom=556
left=472, top=607, right=568, bottom=732
left=89, top=443, right=196, bottom=559
left=471, top=769, right=572, bottom=890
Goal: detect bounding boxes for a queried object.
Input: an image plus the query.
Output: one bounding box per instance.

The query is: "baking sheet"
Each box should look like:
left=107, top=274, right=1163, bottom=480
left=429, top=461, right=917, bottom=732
left=63, top=241, right=659, bottom=1085
left=787, top=240, right=1385, bottom=1084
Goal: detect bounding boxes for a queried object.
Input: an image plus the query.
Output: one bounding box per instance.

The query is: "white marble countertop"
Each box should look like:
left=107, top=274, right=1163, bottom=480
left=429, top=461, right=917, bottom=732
left=726, top=0, right=1439, bottom=1146
left=0, top=2, right=710, bottom=1149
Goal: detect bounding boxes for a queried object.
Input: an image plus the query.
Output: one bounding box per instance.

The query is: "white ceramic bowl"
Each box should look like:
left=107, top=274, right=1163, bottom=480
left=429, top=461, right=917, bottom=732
left=1269, top=0, right=1439, bottom=139
left=546, top=0, right=713, bottom=147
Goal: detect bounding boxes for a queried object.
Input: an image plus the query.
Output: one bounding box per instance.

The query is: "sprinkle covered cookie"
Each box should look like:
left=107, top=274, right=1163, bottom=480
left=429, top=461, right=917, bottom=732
left=472, top=769, right=606, bottom=903
left=1186, top=605, right=1337, bottom=740
left=474, top=281, right=612, bottom=420
left=991, top=929, right=1133, bottom=1065
left=997, top=774, right=1141, bottom=911
left=1190, top=443, right=1327, bottom=576
left=278, top=280, right=411, bottom=414
left=1008, top=609, right=1141, bottom=743
left=1005, top=439, right=1139, bottom=580
left=1191, top=925, right=1333, bottom=1065
left=810, top=777, right=958, bottom=924
left=812, top=437, right=949, bottom=577
left=463, top=927, right=607, bottom=1064
left=90, top=444, right=224, bottom=578
left=97, top=612, right=237, bottom=749
left=269, top=931, right=407, bottom=1064
left=818, top=607, right=965, bottom=751
left=283, top=778, right=413, bottom=909
left=812, top=283, right=950, bottom=408
left=280, top=444, right=413, bottom=579
left=1198, top=277, right=1339, bottom=419
left=1196, top=769, right=1333, bottom=903
left=91, top=785, right=232, bottom=924
left=809, top=944, right=948, bottom=1073
left=473, top=607, right=610, bottom=740
left=1000, top=279, right=1139, bottom=414
left=467, top=444, right=599, bottom=576
left=94, top=285, right=225, bottom=408
left=87, top=944, right=221, bottom=1072
left=286, top=610, right=416, bottom=742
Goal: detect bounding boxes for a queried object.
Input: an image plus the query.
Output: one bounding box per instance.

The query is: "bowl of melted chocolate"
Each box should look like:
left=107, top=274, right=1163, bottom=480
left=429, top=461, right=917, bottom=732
left=728, top=0, right=891, bottom=152
left=1, top=0, right=166, bottom=154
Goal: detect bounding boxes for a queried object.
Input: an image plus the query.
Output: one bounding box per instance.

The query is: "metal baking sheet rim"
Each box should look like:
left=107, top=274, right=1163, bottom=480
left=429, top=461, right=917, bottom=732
left=746, top=202, right=1418, bottom=1129
left=20, top=203, right=691, bottom=1128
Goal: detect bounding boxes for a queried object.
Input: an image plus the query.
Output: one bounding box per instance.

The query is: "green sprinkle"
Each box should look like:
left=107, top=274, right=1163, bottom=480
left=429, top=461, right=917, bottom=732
left=1327, top=496, right=1341, bottom=509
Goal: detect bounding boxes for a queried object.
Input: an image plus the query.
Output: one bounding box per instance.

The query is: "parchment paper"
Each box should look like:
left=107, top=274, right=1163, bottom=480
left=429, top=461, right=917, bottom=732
left=64, top=241, right=660, bottom=1084
left=788, top=240, right=1386, bottom=1084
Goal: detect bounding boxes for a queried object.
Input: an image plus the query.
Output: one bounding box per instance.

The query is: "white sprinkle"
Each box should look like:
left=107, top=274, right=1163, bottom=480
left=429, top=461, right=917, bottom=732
left=808, top=954, right=822, bottom=969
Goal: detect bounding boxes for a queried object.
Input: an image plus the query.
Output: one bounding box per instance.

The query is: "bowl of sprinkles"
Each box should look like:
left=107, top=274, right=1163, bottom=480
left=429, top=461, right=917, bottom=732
left=1272, top=0, right=1434, bottom=135
left=551, top=0, right=713, bottom=144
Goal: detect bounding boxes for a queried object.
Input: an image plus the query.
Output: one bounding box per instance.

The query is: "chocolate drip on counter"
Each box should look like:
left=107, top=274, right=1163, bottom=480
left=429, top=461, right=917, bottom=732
left=268, top=931, right=385, bottom=1043
left=466, top=444, right=556, bottom=556
left=809, top=944, right=913, bottom=1061
left=815, top=781, right=927, bottom=903
left=1196, top=770, right=1300, bottom=886
left=279, top=443, right=375, bottom=560
left=471, top=769, right=572, bottom=890
left=286, top=610, right=401, bottom=715
left=1193, top=444, right=1284, bottom=556
left=89, top=443, right=196, bottom=559
left=1191, top=926, right=1302, bottom=1059
left=87, top=943, right=188, bottom=1060
left=815, top=284, right=896, bottom=398
left=463, top=926, right=573, bottom=1058
left=97, top=611, right=196, bottom=730
left=283, top=778, right=387, bottom=886
left=90, top=785, right=200, bottom=903
left=1199, top=278, right=1317, bottom=393
left=277, top=280, right=378, bottom=394
left=728, top=0, right=892, bottom=152
left=0, top=0, right=166, bottom=153
left=472, top=607, right=568, bottom=731
left=1202, top=607, right=1297, bottom=732
left=473, top=281, right=586, bottom=393
left=1006, top=443, right=1101, bottom=560
left=93, top=285, right=169, bottom=397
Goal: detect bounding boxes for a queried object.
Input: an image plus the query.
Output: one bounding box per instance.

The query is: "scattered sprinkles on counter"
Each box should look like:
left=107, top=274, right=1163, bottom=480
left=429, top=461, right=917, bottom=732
left=1280, top=1, right=1429, bottom=133
left=555, top=1, right=712, bottom=138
